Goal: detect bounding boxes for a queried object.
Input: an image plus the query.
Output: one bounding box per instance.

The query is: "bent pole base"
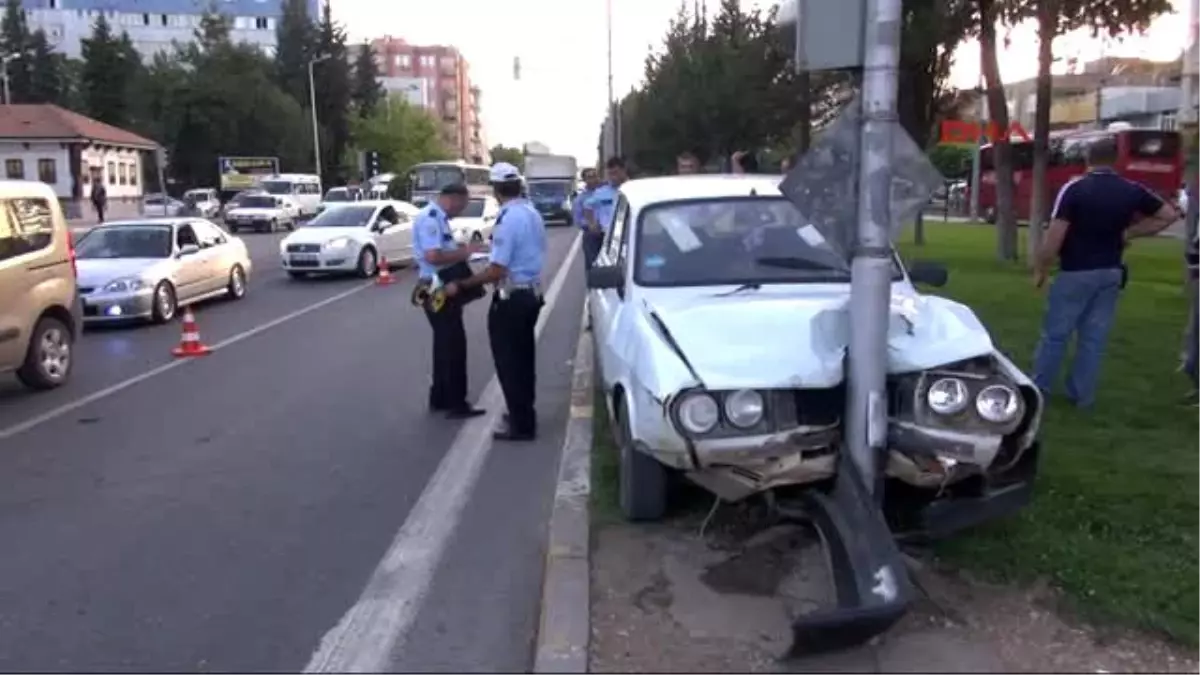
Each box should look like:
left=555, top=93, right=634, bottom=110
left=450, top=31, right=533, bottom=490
left=778, top=453, right=913, bottom=659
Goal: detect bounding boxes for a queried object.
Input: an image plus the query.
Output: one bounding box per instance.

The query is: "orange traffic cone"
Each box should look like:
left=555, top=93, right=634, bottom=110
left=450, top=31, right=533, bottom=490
left=171, top=308, right=212, bottom=357
left=376, top=256, right=396, bottom=285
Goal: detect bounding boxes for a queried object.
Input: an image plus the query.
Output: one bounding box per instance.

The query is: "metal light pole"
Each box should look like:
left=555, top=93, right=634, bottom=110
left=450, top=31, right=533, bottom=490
left=845, top=0, right=904, bottom=493
left=308, top=55, right=330, bottom=179
left=606, top=0, right=620, bottom=158
left=968, top=73, right=983, bottom=221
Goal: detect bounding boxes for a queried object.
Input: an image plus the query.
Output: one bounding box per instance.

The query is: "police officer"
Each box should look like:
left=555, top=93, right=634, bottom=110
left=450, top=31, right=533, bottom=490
left=582, top=157, right=629, bottom=244
left=575, top=167, right=603, bottom=270
left=412, top=183, right=487, bottom=419
left=444, top=163, right=547, bottom=441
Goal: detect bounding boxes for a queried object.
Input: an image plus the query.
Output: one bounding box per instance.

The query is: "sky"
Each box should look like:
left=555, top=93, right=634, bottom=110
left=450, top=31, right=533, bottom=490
left=330, top=0, right=1191, bottom=167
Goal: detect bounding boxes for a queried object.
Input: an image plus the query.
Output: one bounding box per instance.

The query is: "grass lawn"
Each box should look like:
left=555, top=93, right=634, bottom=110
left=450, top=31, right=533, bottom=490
left=589, top=222, right=1198, bottom=644
left=901, top=223, right=1198, bottom=645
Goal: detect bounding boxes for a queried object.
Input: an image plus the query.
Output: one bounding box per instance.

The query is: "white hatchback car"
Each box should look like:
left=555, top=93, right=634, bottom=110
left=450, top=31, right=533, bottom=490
left=586, top=174, right=1043, bottom=535
left=450, top=196, right=500, bottom=245
left=224, top=193, right=299, bottom=234
left=279, top=200, right=419, bottom=279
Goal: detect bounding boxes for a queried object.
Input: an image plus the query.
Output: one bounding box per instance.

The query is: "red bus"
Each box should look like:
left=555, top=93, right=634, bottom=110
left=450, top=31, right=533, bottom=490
left=978, top=127, right=1183, bottom=222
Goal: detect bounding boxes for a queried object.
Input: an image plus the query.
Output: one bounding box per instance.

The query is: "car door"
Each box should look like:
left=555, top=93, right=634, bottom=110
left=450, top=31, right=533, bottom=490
left=591, top=197, right=631, bottom=389
left=192, top=220, right=233, bottom=293
left=372, top=204, right=405, bottom=261
left=0, top=202, right=26, bottom=368
left=172, top=223, right=210, bottom=301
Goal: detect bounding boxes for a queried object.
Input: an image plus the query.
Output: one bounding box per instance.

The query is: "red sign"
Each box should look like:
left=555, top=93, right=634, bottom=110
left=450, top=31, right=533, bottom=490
left=940, top=119, right=1031, bottom=144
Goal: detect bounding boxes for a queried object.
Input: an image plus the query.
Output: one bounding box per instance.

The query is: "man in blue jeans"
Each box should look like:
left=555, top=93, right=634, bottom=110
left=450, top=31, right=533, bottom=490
left=1032, top=138, right=1179, bottom=408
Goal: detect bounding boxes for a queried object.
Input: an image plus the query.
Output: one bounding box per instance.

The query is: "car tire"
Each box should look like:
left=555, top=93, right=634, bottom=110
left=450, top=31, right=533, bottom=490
left=15, top=316, right=73, bottom=390
left=615, top=397, right=668, bottom=522
left=287, top=271, right=308, bottom=280
left=228, top=224, right=239, bottom=234
left=151, top=280, right=177, bottom=324
left=226, top=264, right=247, bottom=300
left=285, top=219, right=295, bottom=232
left=355, top=247, right=378, bottom=278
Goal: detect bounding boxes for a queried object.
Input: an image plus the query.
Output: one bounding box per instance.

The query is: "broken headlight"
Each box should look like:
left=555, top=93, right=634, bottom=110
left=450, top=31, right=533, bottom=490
left=724, top=389, right=765, bottom=428
left=672, top=389, right=767, bottom=436
left=913, top=371, right=1024, bottom=431
left=676, top=392, right=720, bottom=434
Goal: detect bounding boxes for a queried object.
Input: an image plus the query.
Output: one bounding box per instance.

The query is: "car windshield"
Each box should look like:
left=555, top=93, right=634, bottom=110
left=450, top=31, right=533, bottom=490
left=528, top=181, right=570, bottom=199
left=412, top=167, right=464, bottom=191
left=239, top=196, right=277, bottom=209
left=260, top=180, right=293, bottom=195
left=634, top=197, right=903, bottom=287
left=324, top=189, right=352, bottom=202
left=459, top=199, right=486, bottom=218
left=75, top=225, right=173, bottom=259
left=305, top=204, right=376, bottom=227
left=144, top=195, right=167, bottom=204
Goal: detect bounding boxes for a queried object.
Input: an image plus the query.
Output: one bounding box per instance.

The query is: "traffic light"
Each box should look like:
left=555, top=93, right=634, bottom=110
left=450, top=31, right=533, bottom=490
left=363, top=150, right=381, bottom=180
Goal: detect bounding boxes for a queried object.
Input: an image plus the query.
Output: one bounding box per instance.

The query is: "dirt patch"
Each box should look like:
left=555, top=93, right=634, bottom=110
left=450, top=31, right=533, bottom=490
left=589, top=514, right=1198, bottom=674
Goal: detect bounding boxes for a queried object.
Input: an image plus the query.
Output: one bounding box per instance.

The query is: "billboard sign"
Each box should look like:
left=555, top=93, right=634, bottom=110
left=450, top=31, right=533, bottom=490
left=940, top=120, right=1031, bottom=145
left=218, top=156, right=279, bottom=191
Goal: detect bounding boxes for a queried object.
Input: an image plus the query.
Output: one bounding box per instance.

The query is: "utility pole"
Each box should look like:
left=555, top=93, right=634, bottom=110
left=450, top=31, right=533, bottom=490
left=968, top=73, right=983, bottom=221
left=843, top=0, right=903, bottom=493
left=606, top=0, right=620, bottom=158
left=308, top=55, right=329, bottom=180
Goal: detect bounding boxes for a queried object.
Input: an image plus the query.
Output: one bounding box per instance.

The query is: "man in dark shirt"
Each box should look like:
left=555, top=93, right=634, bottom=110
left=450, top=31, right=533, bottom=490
left=1032, top=138, right=1179, bottom=408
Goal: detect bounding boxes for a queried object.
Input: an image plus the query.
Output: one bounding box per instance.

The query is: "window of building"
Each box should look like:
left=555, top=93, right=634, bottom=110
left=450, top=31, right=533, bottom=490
left=160, top=13, right=168, bottom=25
left=440, top=56, right=456, bottom=73
left=5, top=159, right=23, bottom=179
left=255, top=16, right=268, bottom=29
left=37, top=159, right=56, bottom=184
left=118, top=163, right=127, bottom=185
left=129, top=163, right=138, bottom=186
left=420, top=55, right=435, bottom=68
left=1160, top=112, right=1178, bottom=130
left=49, top=0, right=57, bottom=8
left=396, top=54, right=411, bottom=69
left=142, top=12, right=150, bottom=24
left=107, top=161, right=116, bottom=184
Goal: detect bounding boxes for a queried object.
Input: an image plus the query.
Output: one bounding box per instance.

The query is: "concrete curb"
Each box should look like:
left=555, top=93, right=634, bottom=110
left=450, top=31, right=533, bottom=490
left=533, top=311, right=594, bottom=673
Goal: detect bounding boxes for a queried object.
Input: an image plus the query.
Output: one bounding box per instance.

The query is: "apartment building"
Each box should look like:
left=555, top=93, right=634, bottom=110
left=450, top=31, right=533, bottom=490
left=21, top=0, right=322, bottom=61
left=369, top=36, right=487, bottom=164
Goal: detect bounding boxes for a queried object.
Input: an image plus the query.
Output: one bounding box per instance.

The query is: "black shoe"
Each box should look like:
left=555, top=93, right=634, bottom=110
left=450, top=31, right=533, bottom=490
left=493, top=428, right=536, bottom=441
left=446, top=406, right=487, bottom=419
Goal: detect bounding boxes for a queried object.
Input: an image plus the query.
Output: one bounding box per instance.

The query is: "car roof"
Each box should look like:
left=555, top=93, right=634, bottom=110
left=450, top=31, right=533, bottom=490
left=94, top=218, right=189, bottom=228
left=0, top=179, right=58, bottom=200
left=619, top=174, right=786, bottom=208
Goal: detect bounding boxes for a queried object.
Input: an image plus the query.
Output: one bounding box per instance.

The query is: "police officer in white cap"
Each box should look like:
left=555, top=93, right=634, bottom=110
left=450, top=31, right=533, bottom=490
left=444, top=162, right=547, bottom=441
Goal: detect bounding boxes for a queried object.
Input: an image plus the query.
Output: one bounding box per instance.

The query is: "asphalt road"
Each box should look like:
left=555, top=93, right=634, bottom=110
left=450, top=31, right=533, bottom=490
left=0, top=224, right=587, bottom=672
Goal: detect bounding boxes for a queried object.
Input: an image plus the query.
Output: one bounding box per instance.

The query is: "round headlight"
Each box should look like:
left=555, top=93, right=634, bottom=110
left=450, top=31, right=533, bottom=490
left=975, top=384, right=1021, bottom=423
left=676, top=393, right=719, bottom=435
left=927, top=377, right=969, bottom=415
left=723, top=389, right=765, bottom=428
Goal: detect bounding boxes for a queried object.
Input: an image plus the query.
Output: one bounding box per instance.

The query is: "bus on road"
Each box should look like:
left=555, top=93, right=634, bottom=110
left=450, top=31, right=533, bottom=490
left=394, top=161, right=491, bottom=206
left=978, top=126, right=1183, bottom=222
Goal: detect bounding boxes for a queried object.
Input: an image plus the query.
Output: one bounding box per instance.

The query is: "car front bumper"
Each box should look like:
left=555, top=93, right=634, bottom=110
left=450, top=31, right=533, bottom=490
left=280, top=247, right=359, bottom=273
left=80, top=288, right=156, bottom=322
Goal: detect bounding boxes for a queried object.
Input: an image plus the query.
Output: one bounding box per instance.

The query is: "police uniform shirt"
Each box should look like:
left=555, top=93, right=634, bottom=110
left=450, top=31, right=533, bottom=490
left=1051, top=168, right=1165, bottom=272
left=412, top=202, right=459, bottom=280
left=573, top=186, right=595, bottom=229
left=490, top=198, right=546, bottom=286
left=585, top=183, right=619, bottom=232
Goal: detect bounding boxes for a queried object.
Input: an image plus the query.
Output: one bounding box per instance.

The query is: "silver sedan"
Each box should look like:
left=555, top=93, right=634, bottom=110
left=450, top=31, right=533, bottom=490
left=74, top=218, right=252, bottom=324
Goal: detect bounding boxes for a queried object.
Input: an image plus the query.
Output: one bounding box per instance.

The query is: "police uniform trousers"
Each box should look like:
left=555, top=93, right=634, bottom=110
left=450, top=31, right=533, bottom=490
left=424, top=296, right=469, bottom=410
left=487, top=288, right=543, bottom=435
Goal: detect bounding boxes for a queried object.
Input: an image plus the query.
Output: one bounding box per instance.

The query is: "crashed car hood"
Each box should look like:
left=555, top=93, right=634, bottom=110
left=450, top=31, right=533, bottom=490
left=638, top=283, right=994, bottom=391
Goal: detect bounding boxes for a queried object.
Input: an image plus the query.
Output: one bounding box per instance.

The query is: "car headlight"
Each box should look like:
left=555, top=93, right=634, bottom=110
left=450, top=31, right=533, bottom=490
left=324, top=237, right=352, bottom=250
left=103, top=277, right=149, bottom=293
left=926, top=377, right=969, bottom=415
left=723, top=389, right=764, bottom=429
left=676, top=392, right=720, bottom=435
left=975, top=384, right=1021, bottom=423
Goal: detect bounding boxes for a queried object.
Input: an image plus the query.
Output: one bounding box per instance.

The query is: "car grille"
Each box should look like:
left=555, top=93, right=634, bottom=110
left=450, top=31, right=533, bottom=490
left=286, top=243, right=320, bottom=253
left=289, top=258, right=321, bottom=268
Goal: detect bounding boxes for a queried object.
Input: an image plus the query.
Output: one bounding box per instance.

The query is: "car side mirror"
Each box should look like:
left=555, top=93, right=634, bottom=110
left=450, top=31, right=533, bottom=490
left=908, top=260, right=949, bottom=287
left=177, top=244, right=200, bottom=257
left=586, top=263, right=625, bottom=290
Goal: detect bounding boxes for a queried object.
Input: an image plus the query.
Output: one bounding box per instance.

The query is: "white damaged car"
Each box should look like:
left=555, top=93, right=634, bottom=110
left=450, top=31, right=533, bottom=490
left=587, top=175, right=1043, bottom=536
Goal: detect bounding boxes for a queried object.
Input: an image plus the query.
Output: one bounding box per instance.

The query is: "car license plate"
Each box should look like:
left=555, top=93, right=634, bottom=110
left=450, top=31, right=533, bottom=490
left=291, top=254, right=318, bottom=265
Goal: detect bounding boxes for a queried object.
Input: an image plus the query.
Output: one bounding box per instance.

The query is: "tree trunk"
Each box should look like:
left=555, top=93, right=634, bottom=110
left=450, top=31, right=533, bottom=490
left=979, top=0, right=1019, bottom=261
left=1027, top=0, right=1057, bottom=266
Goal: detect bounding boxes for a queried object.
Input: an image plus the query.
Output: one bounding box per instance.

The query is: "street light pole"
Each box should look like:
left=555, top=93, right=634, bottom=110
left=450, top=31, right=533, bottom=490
left=968, top=73, right=983, bottom=221
left=308, top=55, right=329, bottom=180
left=606, top=0, right=620, bottom=158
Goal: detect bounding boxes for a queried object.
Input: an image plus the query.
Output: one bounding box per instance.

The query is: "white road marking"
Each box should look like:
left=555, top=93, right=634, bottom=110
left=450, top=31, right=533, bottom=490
left=303, top=233, right=582, bottom=673
left=0, top=282, right=373, bottom=441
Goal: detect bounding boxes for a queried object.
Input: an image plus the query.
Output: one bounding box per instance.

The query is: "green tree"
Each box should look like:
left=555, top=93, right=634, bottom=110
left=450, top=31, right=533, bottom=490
left=0, top=0, right=31, bottom=102
left=489, top=144, right=524, bottom=171
left=27, top=29, right=64, bottom=105
left=313, top=3, right=352, bottom=183
left=347, top=99, right=447, bottom=197
left=274, top=0, right=316, bottom=106
left=350, top=41, right=384, bottom=118
left=80, top=15, right=143, bottom=127
left=928, top=143, right=974, bottom=179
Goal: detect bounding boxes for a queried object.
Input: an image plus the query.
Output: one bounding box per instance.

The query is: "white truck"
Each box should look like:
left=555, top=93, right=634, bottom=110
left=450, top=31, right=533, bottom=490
left=524, top=154, right=579, bottom=226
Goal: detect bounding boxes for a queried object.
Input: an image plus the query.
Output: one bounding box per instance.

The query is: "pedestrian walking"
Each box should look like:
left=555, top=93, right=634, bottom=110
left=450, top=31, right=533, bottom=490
left=91, top=177, right=107, bottom=224
left=444, top=162, right=547, bottom=441
left=575, top=167, right=603, bottom=271
left=1031, top=138, right=1180, bottom=408
left=412, top=183, right=488, bottom=419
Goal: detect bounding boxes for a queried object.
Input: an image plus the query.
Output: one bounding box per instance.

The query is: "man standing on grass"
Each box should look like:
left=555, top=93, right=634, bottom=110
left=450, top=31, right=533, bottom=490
left=1031, top=138, right=1180, bottom=409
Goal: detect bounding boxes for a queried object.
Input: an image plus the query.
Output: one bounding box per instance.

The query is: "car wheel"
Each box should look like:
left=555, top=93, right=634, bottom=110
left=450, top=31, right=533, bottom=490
left=15, top=316, right=73, bottom=390
left=287, top=270, right=308, bottom=280
left=470, top=231, right=483, bottom=244
left=356, top=247, right=378, bottom=278
left=228, top=224, right=239, bottom=234
left=226, top=264, right=247, bottom=300
left=615, top=396, right=668, bottom=522
left=151, top=280, right=177, bottom=324
left=285, top=219, right=295, bottom=232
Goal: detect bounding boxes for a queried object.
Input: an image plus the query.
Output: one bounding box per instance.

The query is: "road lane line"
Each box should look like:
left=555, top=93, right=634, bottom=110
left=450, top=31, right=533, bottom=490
left=0, top=281, right=373, bottom=441
left=302, top=232, right=582, bottom=674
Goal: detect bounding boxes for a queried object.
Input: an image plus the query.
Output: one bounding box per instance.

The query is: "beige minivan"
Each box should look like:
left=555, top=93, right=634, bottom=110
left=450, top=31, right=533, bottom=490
left=0, top=181, right=82, bottom=390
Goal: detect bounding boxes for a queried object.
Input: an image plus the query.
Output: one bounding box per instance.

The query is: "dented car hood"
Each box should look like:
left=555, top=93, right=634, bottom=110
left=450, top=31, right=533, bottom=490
left=632, top=283, right=994, bottom=392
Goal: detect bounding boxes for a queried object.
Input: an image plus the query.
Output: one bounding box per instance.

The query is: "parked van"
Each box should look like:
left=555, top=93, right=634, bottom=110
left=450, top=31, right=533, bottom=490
left=0, top=181, right=82, bottom=390
left=258, top=174, right=323, bottom=218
